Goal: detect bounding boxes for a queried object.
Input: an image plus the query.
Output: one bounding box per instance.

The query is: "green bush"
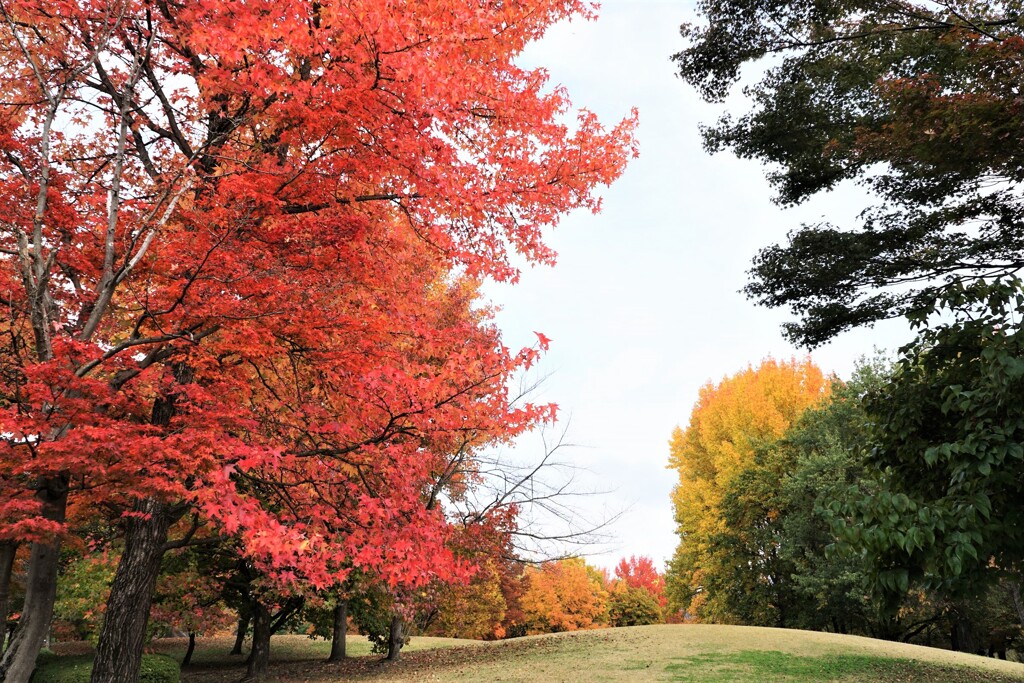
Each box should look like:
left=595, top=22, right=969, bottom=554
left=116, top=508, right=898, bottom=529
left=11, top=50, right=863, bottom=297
left=32, top=654, right=180, bottom=683
left=31, top=655, right=91, bottom=683
left=608, top=586, right=662, bottom=627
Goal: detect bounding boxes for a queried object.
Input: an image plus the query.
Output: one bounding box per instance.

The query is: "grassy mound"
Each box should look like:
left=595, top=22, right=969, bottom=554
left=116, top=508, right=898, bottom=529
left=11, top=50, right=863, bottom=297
left=49, top=625, right=1024, bottom=682
left=362, top=626, right=1024, bottom=683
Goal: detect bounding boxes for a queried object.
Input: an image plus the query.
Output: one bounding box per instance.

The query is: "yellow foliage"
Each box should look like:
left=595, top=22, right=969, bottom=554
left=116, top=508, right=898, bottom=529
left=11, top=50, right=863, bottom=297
left=667, top=357, right=829, bottom=619
left=430, top=560, right=507, bottom=639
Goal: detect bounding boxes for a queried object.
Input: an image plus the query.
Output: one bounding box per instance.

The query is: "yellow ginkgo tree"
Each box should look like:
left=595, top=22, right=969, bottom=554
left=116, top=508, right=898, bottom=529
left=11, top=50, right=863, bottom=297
left=667, top=358, right=829, bottom=621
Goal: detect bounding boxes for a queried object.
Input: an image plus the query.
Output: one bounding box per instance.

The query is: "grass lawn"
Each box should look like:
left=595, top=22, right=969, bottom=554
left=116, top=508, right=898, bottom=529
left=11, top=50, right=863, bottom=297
left=125, top=624, right=1024, bottom=682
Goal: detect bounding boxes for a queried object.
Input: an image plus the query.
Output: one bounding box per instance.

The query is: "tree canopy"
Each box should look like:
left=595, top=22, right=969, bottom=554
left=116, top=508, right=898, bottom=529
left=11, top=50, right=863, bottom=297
left=520, top=558, right=610, bottom=634
left=849, top=279, right=1024, bottom=600
left=0, top=0, right=638, bottom=679
left=675, top=0, right=1024, bottom=346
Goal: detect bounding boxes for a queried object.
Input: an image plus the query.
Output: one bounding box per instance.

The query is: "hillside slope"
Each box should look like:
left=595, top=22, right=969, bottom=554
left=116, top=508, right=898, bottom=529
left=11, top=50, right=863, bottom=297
left=177, top=624, right=1024, bottom=682
left=379, top=625, right=1024, bottom=683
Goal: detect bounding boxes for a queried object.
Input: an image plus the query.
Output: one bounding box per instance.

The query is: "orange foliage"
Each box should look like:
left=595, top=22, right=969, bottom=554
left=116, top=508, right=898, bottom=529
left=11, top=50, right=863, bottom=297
left=519, top=558, right=609, bottom=634
left=426, top=560, right=507, bottom=640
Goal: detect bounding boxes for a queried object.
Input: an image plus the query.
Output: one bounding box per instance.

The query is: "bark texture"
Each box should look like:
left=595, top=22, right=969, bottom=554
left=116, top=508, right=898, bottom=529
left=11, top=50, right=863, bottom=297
left=0, top=541, right=17, bottom=650
left=327, top=600, right=347, bottom=662
left=950, top=612, right=979, bottom=654
left=182, top=632, right=197, bottom=666
left=1010, top=580, right=1024, bottom=630
left=0, top=478, right=67, bottom=683
left=231, top=612, right=250, bottom=655
left=244, top=601, right=272, bottom=681
left=92, top=362, right=193, bottom=683
left=386, top=615, right=404, bottom=661
left=90, top=498, right=175, bottom=683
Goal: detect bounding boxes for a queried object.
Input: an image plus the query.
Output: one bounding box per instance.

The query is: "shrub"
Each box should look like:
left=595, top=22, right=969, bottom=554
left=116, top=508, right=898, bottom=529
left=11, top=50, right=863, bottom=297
left=608, top=585, right=662, bottom=627
left=504, top=623, right=528, bottom=638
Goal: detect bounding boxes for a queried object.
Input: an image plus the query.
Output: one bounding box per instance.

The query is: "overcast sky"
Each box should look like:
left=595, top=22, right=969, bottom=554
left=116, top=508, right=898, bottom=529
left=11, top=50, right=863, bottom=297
left=481, top=0, right=912, bottom=572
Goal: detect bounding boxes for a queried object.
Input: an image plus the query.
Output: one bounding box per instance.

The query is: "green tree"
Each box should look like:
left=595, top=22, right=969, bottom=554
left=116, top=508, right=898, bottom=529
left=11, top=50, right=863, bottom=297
left=346, top=575, right=400, bottom=657
left=775, top=434, right=871, bottom=635
left=700, top=367, right=878, bottom=629
left=847, top=279, right=1024, bottom=626
left=711, top=444, right=802, bottom=627
left=677, top=0, right=1024, bottom=645
left=770, top=363, right=888, bottom=636
left=770, top=360, right=966, bottom=645
left=52, top=552, right=117, bottom=643
left=675, top=0, right=1024, bottom=347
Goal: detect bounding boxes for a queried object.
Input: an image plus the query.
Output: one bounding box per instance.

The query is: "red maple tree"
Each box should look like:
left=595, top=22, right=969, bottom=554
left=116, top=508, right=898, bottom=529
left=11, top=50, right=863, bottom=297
left=0, top=0, right=636, bottom=680
left=614, top=555, right=667, bottom=608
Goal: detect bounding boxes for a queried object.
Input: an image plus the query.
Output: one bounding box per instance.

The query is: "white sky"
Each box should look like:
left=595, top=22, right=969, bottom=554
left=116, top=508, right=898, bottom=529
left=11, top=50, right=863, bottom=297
left=480, top=0, right=913, bottom=573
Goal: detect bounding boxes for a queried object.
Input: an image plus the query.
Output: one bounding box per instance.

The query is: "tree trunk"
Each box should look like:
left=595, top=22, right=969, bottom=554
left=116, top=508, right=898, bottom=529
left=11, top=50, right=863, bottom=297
left=181, top=631, right=196, bottom=666
left=231, top=612, right=250, bottom=655
left=1009, top=580, right=1024, bottom=630
left=386, top=615, right=403, bottom=661
left=0, top=541, right=17, bottom=652
left=90, top=498, right=175, bottom=683
left=244, top=600, right=272, bottom=681
left=0, top=477, right=68, bottom=683
left=327, top=600, right=347, bottom=662
left=775, top=588, right=786, bottom=629
left=950, top=614, right=978, bottom=654
left=92, top=362, right=193, bottom=683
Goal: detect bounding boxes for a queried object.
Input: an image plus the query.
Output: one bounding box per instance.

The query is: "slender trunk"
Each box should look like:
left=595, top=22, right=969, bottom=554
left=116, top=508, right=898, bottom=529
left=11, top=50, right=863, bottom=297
left=181, top=631, right=196, bottom=667
left=0, top=478, right=68, bottom=683
left=231, top=612, right=250, bottom=655
left=0, top=542, right=17, bottom=651
left=243, top=595, right=303, bottom=680
left=90, top=498, right=175, bottom=683
left=327, top=600, right=347, bottom=662
left=244, top=600, right=272, bottom=681
left=386, top=615, right=403, bottom=661
left=1009, top=580, right=1024, bottom=630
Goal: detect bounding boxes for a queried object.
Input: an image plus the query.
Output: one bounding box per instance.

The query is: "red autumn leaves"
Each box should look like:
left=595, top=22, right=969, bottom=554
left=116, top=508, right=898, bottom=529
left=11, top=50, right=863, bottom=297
left=0, top=0, right=636, bottom=677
